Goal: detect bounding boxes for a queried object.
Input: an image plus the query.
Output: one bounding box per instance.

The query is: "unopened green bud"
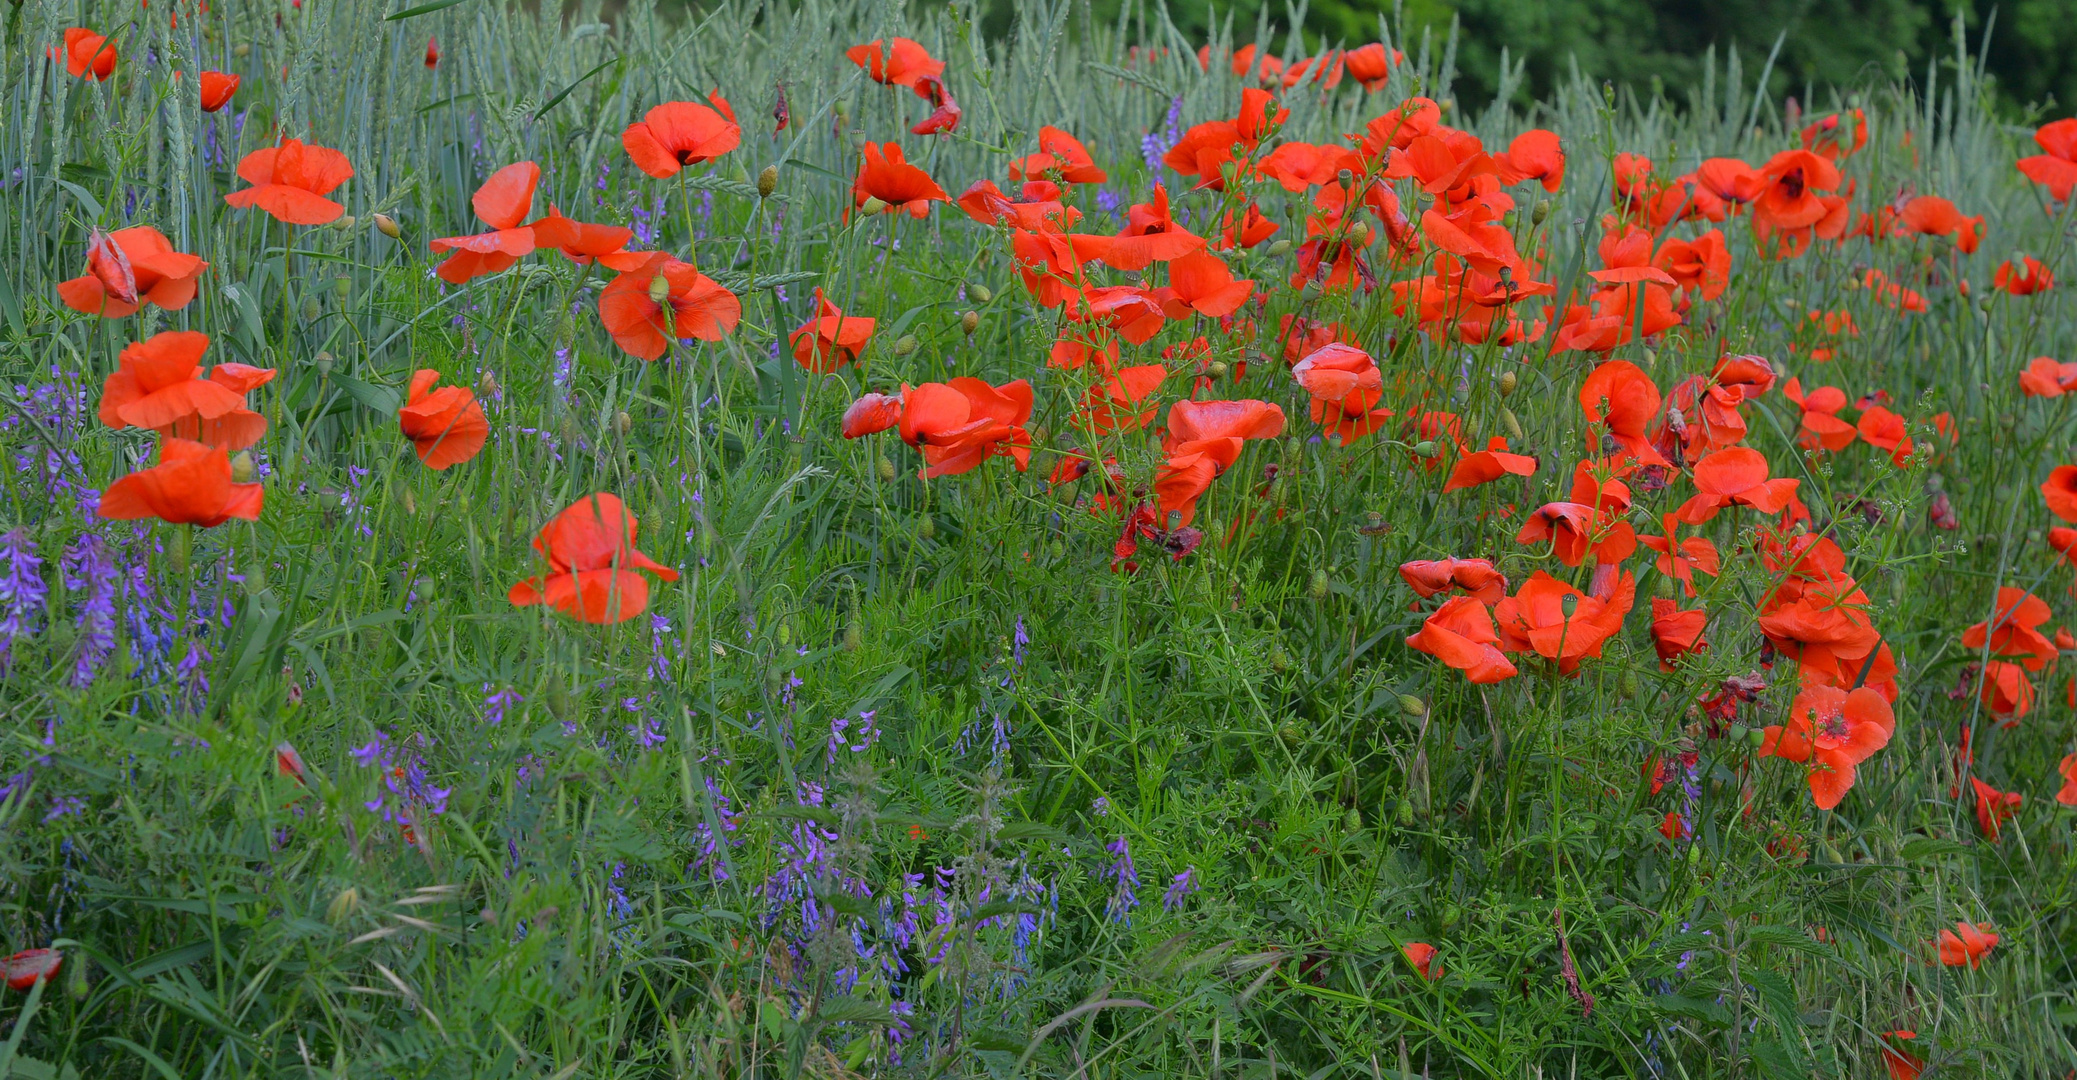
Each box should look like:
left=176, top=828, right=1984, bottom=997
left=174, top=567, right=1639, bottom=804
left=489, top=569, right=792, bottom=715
left=892, top=334, right=918, bottom=356
left=1498, top=370, right=1519, bottom=396
left=230, top=450, right=256, bottom=483
left=373, top=212, right=401, bottom=239
left=757, top=165, right=778, bottom=199
left=1309, top=569, right=1330, bottom=600
left=960, top=311, right=979, bottom=335
left=860, top=195, right=888, bottom=215
left=1501, top=406, right=1524, bottom=442
left=968, top=283, right=993, bottom=304
left=328, top=887, right=360, bottom=924
left=1532, top=200, right=1551, bottom=225
left=1398, top=694, right=1427, bottom=718
left=875, top=456, right=897, bottom=483
left=1267, top=239, right=1294, bottom=258
left=918, top=514, right=936, bottom=540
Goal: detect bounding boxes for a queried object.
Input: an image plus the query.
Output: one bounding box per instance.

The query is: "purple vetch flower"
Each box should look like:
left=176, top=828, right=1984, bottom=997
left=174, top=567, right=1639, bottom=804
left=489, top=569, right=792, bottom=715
left=1090, top=796, right=1109, bottom=818
left=1102, top=836, right=1139, bottom=924
left=626, top=713, right=667, bottom=750
left=1095, top=188, right=1122, bottom=216
left=605, top=861, right=634, bottom=922
left=823, top=710, right=880, bottom=767
left=43, top=795, right=85, bottom=822
left=175, top=638, right=212, bottom=710
left=0, top=528, right=49, bottom=671
left=61, top=535, right=116, bottom=688
left=648, top=613, right=678, bottom=682
left=351, top=731, right=451, bottom=828
left=1163, top=866, right=1200, bottom=912
left=688, top=775, right=739, bottom=882
left=1141, top=96, right=1184, bottom=171
left=482, top=684, right=521, bottom=725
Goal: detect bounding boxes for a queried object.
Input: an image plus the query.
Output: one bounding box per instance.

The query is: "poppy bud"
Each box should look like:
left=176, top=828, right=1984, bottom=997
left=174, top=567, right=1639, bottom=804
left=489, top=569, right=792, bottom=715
left=1998, top=413, right=2016, bottom=430
left=1345, top=221, right=1372, bottom=246
left=327, top=887, right=360, bottom=924
left=170, top=526, right=190, bottom=575
left=1501, top=210, right=1518, bottom=229
left=859, top=195, right=888, bottom=215
left=918, top=514, right=936, bottom=540
left=332, top=214, right=356, bottom=231
left=1309, top=569, right=1330, bottom=600
left=1438, top=97, right=1454, bottom=114
left=1498, top=371, right=1518, bottom=396
left=373, top=212, right=401, bottom=238
left=968, top=283, right=993, bottom=304
left=1412, top=440, right=1438, bottom=458
left=1501, top=407, right=1523, bottom=441
left=1267, top=239, right=1293, bottom=258
left=875, top=456, right=896, bottom=483
left=477, top=370, right=499, bottom=397
left=1276, top=721, right=1302, bottom=745
left=1398, top=694, right=1426, bottom=718
left=757, top=165, right=778, bottom=198
left=1345, top=807, right=1363, bottom=833
left=960, top=311, right=979, bottom=335
left=65, top=956, right=88, bottom=1000
left=843, top=596, right=863, bottom=652
left=1532, top=200, right=1551, bottom=225
left=892, top=334, right=918, bottom=356
left=399, top=488, right=416, bottom=515
left=230, top=450, right=256, bottom=483
left=1925, top=473, right=1944, bottom=493
left=1029, top=424, right=1050, bottom=446
left=1620, top=670, right=1640, bottom=698
left=616, top=411, right=632, bottom=435
left=301, top=295, right=322, bottom=322
left=1397, top=798, right=1415, bottom=826
left=1642, top=348, right=1657, bottom=368
left=1207, top=360, right=1229, bottom=379
left=647, top=273, right=671, bottom=304
left=1269, top=644, right=1290, bottom=673
left=234, top=43, right=250, bottom=57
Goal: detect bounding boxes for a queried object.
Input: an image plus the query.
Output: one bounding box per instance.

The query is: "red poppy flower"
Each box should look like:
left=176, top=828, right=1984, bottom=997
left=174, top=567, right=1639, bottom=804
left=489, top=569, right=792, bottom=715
left=1759, top=581, right=1893, bottom=698
left=622, top=94, right=741, bottom=177
left=1979, top=659, right=2037, bottom=721
left=1010, top=126, right=1105, bottom=185
left=1859, top=269, right=1927, bottom=313
left=1962, top=587, right=2056, bottom=670
left=398, top=369, right=488, bottom=470
left=1801, top=110, right=1867, bottom=160
left=1782, top=378, right=1857, bottom=450
left=2057, top=754, right=2077, bottom=806
left=1639, top=514, right=1720, bottom=596
left=2043, top=466, right=2077, bottom=522
left=1081, top=184, right=1205, bottom=271
left=1854, top=406, right=1912, bottom=465
left=1217, top=202, right=1280, bottom=249
left=2018, top=118, right=2077, bottom=201
left=1495, top=129, right=1564, bottom=191
left=1969, top=776, right=2022, bottom=840
left=1757, top=683, right=1893, bottom=809
left=958, top=180, right=1077, bottom=231
left=1493, top=570, right=1635, bottom=673
left=1751, top=149, right=1841, bottom=232
left=1401, top=941, right=1440, bottom=980
left=853, top=142, right=949, bottom=218
left=97, top=331, right=270, bottom=450
left=1077, top=365, right=1166, bottom=433
left=50, top=28, right=116, bottom=80
left=529, top=206, right=644, bottom=269
left=1935, top=921, right=1998, bottom=968
left=1398, top=558, right=1508, bottom=605
left=1879, top=1032, right=1922, bottom=1080
left=199, top=70, right=239, bottom=112
left=276, top=741, right=307, bottom=785
left=790, top=289, right=875, bottom=373
left=845, top=38, right=944, bottom=89
left=1406, top=595, right=1519, bottom=684
left=597, top=253, right=742, bottom=360
left=424, top=36, right=439, bottom=68
left=1652, top=229, right=1730, bottom=300
left=1444, top=436, right=1537, bottom=493
left=2, top=950, right=61, bottom=992
left=1340, top=43, right=1399, bottom=91
left=1649, top=598, right=1709, bottom=671
left=1995, top=256, right=2054, bottom=295
left=1676, top=447, right=1799, bottom=523
left=1578, top=360, right=1667, bottom=466
left=225, top=139, right=354, bottom=225
left=57, top=226, right=207, bottom=319
left=99, top=437, right=264, bottom=527
left=1154, top=398, right=1285, bottom=526
left=1516, top=501, right=1629, bottom=567
left=430, top=161, right=542, bottom=284
left=1156, top=250, right=1254, bottom=319
left=1896, top=195, right=1983, bottom=253
left=1164, top=90, right=1285, bottom=191
left=840, top=392, right=904, bottom=439
left=1292, top=343, right=1392, bottom=442
left=896, top=378, right=1034, bottom=478
left=510, top=493, right=678, bottom=624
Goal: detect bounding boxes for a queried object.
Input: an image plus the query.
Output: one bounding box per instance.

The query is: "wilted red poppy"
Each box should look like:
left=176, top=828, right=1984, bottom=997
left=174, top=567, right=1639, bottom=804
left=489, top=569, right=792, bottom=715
left=1010, top=126, right=1105, bottom=185
left=1444, top=436, right=1537, bottom=493
left=907, top=74, right=961, bottom=136
left=430, top=161, right=541, bottom=284
left=1408, top=595, right=1518, bottom=684
left=840, top=391, right=904, bottom=439
left=853, top=142, right=949, bottom=218
left=597, top=253, right=742, bottom=360
left=50, top=28, right=116, bottom=80
left=99, top=437, right=264, bottom=527
left=510, top=493, right=678, bottom=624
left=199, top=70, right=240, bottom=112
left=398, top=369, right=488, bottom=469
left=58, top=226, right=208, bottom=318
left=1757, top=683, right=1893, bottom=809
left=2018, top=118, right=2077, bottom=201
left=2, top=950, right=61, bottom=992
left=1492, top=570, right=1635, bottom=674
left=2042, top=465, right=2077, bottom=522
left=1649, top=598, right=1708, bottom=671
left=98, top=331, right=270, bottom=450
left=790, top=289, right=875, bottom=372
left=424, top=36, right=440, bottom=68
left=1995, top=256, right=2054, bottom=296
left=1677, top=447, right=1799, bottom=523
left=1401, top=941, right=1440, bottom=980
left=1578, top=360, right=1667, bottom=466
left=1495, top=129, right=1564, bottom=192
left=1292, top=343, right=1392, bottom=442
left=845, top=38, right=944, bottom=89
left=225, top=139, right=354, bottom=225
left=1398, top=558, right=1507, bottom=605
left=276, top=741, right=307, bottom=785
left=896, top=378, right=1034, bottom=477
left=623, top=94, right=741, bottom=178
left=1935, top=921, right=1997, bottom=967
left=1969, top=776, right=2022, bottom=840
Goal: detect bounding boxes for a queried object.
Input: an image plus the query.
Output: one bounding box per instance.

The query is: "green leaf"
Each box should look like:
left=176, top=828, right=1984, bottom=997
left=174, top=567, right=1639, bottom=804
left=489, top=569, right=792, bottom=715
left=51, top=178, right=106, bottom=223
left=994, top=820, right=1069, bottom=844
left=535, top=57, right=619, bottom=120
left=332, top=372, right=402, bottom=416
left=385, top=0, right=471, bottom=20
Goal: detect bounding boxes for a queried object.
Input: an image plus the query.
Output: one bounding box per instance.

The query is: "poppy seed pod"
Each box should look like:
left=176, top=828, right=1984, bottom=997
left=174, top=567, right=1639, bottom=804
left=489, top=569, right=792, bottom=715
left=892, top=334, right=917, bottom=356
left=968, top=283, right=992, bottom=304
left=757, top=165, right=778, bottom=198
left=960, top=310, right=979, bottom=335
left=327, top=887, right=360, bottom=924
left=373, top=212, right=400, bottom=238
left=230, top=450, right=256, bottom=483
left=1747, top=726, right=1766, bottom=749
left=1498, top=370, right=1519, bottom=396
left=1412, top=440, right=1438, bottom=458
left=315, top=351, right=334, bottom=375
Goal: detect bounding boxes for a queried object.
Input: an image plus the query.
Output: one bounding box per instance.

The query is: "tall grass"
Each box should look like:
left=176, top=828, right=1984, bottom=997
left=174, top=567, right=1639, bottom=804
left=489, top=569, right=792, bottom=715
left=0, top=0, right=2073, bottom=1075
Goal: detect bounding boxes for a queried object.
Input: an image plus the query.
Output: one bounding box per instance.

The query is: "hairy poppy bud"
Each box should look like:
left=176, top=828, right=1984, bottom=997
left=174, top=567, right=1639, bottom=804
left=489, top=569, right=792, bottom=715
left=757, top=165, right=778, bottom=198
left=968, top=283, right=992, bottom=304
left=843, top=595, right=863, bottom=652
left=616, top=411, right=632, bottom=435
left=1276, top=721, right=1301, bottom=745
left=918, top=514, right=936, bottom=540
left=1397, top=798, right=1415, bottom=826
left=233, top=42, right=251, bottom=57
left=373, top=212, right=401, bottom=238
left=1501, top=406, right=1524, bottom=441
left=1309, top=569, right=1330, bottom=600
left=1412, top=439, right=1438, bottom=458
left=1925, top=473, right=1944, bottom=493
left=327, top=887, right=360, bottom=924
left=1398, top=694, right=1426, bottom=718
left=476, top=370, right=499, bottom=398
left=400, top=488, right=416, bottom=516
left=1532, top=200, right=1551, bottom=225
left=876, top=456, right=896, bottom=482
left=1498, top=370, right=1519, bottom=396
left=301, top=295, right=322, bottom=322
left=65, top=955, right=88, bottom=1000
left=1267, top=239, right=1293, bottom=258
left=892, top=334, right=918, bottom=356
left=1620, top=670, right=1640, bottom=698
left=230, top=451, right=256, bottom=483
left=1642, top=348, right=1657, bottom=368
left=647, top=273, right=670, bottom=304
left=1345, top=221, right=1372, bottom=246
left=1030, top=424, right=1050, bottom=446
left=333, top=214, right=356, bottom=231
left=960, top=310, right=979, bottom=335
left=1438, top=97, right=1454, bottom=114
left=860, top=195, right=888, bottom=215
left=1206, top=360, right=1229, bottom=379
left=1269, top=644, right=1290, bottom=673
